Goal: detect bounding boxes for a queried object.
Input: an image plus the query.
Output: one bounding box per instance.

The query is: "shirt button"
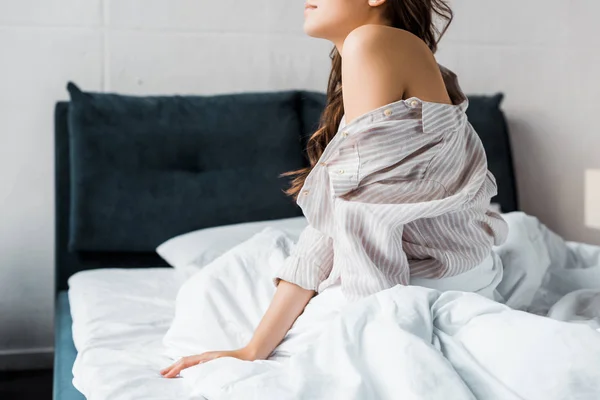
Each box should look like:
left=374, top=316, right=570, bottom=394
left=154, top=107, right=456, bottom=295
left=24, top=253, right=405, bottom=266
left=302, top=189, right=310, bottom=195
left=384, top=109, right=393, bottom=116
left=341, top=131, right=349, bottom=138
left=337, top=169, right=345, bottom=175
left=410, top=100, right=419, bottom=107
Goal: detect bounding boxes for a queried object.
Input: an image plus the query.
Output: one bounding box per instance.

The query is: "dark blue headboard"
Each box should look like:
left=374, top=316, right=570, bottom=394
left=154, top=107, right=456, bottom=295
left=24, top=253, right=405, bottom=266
left=55, top=87, right=517, bottom=292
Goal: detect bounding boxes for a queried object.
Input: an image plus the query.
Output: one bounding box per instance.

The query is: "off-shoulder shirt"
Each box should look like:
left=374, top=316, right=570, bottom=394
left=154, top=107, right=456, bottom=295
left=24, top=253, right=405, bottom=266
left=274, top=94, right=508, bottom=301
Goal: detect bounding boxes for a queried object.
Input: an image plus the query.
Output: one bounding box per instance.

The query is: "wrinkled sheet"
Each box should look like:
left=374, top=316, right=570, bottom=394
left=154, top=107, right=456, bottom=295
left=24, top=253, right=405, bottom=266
left=68, top=268, right=205, bottom=400
left=494, top=212, right=600, bottom=329
left=164, top=220, right=600, bottom=399
left=185, top=287, right=600, bottom=400
left=69, top=212, right=600, bottom=400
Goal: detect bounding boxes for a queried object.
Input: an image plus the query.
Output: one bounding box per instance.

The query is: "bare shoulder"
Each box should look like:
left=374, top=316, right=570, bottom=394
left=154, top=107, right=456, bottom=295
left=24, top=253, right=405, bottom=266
left=342, top=24, right=430, bottom=58
left=341, top=25, right=450, bottom=124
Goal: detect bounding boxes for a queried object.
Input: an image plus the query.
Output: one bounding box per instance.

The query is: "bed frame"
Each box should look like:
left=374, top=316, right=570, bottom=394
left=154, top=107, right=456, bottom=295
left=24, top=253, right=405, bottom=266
left=53, top=91, right=519, bottom=400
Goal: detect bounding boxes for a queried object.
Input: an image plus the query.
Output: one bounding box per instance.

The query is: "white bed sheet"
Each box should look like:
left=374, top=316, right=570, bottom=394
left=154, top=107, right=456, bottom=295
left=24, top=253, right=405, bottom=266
left=68, top=268, right=201, bottom=400
left=67, top=212, right=600, bottom=400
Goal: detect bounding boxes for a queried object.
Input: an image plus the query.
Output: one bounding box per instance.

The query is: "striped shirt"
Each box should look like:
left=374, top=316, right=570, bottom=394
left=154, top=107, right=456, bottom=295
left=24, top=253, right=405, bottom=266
left=273, top=95, right=508, bottom=301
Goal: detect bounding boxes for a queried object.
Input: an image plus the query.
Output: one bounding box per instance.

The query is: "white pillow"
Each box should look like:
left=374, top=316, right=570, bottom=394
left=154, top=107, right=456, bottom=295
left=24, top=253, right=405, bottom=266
left=156, top=216, right=307, bottom=278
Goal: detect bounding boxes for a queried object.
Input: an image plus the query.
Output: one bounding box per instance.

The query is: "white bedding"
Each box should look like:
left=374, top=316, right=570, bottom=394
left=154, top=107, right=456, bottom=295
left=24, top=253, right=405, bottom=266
left=181, top=285, right=600, bottom=400
left=68, top=268, right=201, bottom=400
left=68, top=213, right=600, bottom=400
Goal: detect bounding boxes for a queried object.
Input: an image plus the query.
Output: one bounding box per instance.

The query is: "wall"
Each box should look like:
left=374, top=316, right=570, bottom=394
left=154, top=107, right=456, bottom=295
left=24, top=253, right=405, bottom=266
left=0, top=0, right=598, bottom=368
left=438, top=0, right=600, bottom=246
left=0, top=0, right=330, bottom=370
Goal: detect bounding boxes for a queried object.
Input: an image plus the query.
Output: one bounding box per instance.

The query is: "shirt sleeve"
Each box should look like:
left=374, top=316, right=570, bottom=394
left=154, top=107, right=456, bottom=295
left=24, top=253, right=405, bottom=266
left=272, top=224, right=334, bottom=291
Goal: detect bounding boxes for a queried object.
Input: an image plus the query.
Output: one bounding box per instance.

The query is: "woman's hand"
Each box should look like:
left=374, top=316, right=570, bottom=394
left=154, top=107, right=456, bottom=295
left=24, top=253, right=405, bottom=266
left=160, top=347, right=258, bottom=378
left=160, top=281, right=315, bottom=379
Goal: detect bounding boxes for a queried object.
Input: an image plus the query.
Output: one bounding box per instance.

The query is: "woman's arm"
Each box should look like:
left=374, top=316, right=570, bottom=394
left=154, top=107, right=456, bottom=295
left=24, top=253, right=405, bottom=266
left=246, top=280, right=316, bottom=358
left=162, top=225, right=333, bottom=378
left=161, top=280, right=314, bottom=378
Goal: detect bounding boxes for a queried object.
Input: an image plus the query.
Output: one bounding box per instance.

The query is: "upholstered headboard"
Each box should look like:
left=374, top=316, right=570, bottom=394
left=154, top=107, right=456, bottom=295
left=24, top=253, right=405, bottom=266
left=55, top=86, right=518, bottom=291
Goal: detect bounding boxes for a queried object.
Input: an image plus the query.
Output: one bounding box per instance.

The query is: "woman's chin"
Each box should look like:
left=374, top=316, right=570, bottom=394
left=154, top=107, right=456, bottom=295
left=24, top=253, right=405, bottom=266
left=303, top=26, right=315, bottom=37
left=303, top=21, right=326, bottom=39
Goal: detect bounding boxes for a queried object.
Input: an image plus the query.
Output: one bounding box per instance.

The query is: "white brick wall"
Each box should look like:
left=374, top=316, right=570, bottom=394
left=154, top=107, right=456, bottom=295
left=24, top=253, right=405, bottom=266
left=0, top=0, right=598, bottom=367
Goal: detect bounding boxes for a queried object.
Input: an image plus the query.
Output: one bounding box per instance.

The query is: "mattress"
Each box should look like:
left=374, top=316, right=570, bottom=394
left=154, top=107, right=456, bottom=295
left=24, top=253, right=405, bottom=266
left=67, top=268, right=197, bottom=400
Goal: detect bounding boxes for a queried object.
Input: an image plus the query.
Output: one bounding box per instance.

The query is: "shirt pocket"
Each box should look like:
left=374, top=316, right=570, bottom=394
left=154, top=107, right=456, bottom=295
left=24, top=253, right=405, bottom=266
left=325, top=142, right=360, bottom=198
left=358, top=131, right=447, bottom=189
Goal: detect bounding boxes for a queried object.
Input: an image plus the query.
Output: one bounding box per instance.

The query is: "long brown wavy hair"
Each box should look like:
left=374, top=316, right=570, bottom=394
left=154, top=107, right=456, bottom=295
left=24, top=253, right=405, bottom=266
left=283, top=0, right=460, bottom=200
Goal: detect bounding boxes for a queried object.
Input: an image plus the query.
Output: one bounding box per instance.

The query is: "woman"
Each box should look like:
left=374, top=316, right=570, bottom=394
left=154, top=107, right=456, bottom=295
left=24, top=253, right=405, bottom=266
left=161, top=0, right=507, bottom=378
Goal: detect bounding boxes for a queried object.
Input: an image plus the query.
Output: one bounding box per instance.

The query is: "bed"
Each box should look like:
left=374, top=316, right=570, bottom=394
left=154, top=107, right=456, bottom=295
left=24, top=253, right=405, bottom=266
left=53, top=84, right=520, bottom=400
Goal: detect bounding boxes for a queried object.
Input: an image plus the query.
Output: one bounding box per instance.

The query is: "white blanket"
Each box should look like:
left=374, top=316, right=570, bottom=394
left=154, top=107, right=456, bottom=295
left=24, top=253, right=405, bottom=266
left=194, top=288, right=600, bottom=400
left=163, top=215, right=600, bottom=400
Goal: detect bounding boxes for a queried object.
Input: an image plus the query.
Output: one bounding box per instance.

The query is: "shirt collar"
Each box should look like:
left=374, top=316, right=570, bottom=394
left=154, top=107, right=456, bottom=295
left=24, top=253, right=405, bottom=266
left=339, top=97, right=469, bottom=135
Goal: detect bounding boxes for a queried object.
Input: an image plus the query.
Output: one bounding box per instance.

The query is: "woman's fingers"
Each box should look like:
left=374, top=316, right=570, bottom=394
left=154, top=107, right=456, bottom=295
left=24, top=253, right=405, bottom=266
left=161, top=356, right=200, bottom=378
left=161, top=360, right=182, bottom=378
left=160, top=351, right=244, bottom=378
left=161, top=352, right=225, bottom=378
left=160, top=361, right=179, bottom=375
